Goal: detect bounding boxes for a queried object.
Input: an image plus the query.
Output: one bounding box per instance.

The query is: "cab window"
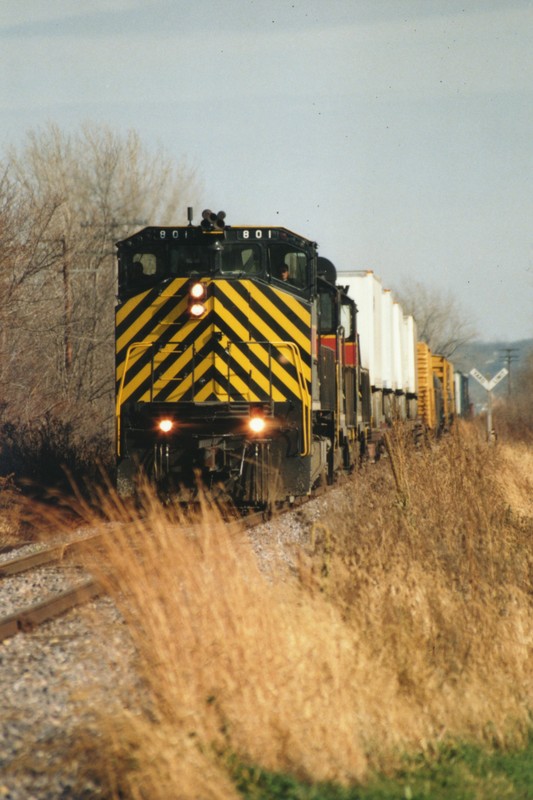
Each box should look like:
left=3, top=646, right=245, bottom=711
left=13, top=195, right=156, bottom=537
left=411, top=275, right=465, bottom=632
left=134, top=253, right=157, bottom=276
left=220, top=244, right=261, bottom=275
left=340, top=301, right=355, bottom=340
left=269, top=244, right=308, bottom=289
left=169, top=245, right=211, bottom=275
left=126, top=251, right=160, bottom=291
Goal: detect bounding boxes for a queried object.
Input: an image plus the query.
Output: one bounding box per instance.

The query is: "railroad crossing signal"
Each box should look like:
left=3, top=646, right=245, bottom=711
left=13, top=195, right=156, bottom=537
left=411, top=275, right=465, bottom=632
left=469, top=367, right=508, bottom=441
left=470, top=367, right=508, bottom=392
left=487, top=367, right=509, bottom=391
left=470, top=368, right=490, bottom=390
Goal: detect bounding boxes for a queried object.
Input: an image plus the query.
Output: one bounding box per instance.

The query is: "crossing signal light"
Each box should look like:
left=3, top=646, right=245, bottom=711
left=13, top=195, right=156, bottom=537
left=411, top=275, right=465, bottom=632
left=201, top=209, right=226, bottom=231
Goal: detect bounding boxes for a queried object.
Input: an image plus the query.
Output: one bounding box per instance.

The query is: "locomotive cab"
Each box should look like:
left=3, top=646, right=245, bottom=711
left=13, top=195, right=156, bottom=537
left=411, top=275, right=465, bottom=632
left=118, top=227, right=315, bottom=298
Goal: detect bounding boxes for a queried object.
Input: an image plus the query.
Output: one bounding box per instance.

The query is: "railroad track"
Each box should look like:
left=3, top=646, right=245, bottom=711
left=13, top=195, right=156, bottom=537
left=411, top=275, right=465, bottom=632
left=0, top=483, right=334, bottom=643
left=0, top=579, right=100, bottom=642
left=0, top=534, right=102, bottom=643
left=0, top=534, right=99, bottom=578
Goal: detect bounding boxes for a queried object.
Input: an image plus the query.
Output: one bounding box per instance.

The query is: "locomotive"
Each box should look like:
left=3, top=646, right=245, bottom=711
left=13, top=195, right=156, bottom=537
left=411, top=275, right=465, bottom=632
left=115, top=209, right=365, bottom=509
left=114, top=209, right=465, bottom=508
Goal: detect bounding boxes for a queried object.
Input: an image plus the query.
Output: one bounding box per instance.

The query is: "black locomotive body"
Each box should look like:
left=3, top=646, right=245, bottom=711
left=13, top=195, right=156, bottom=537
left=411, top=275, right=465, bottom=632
left=115, top=213, right=363, bottom=508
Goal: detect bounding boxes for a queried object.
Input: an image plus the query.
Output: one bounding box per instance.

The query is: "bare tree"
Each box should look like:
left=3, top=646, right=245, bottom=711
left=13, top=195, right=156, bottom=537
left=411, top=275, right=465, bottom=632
left=394, top=279, right=477, bottom=359
left=0, top=170, right=67, bottom=419
left=0, top=123, right=201, bottom=437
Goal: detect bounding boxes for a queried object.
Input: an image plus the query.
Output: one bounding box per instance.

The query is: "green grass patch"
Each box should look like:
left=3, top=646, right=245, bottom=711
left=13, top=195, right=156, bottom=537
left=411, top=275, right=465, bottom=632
left=232, top=735, right=533, bottom=799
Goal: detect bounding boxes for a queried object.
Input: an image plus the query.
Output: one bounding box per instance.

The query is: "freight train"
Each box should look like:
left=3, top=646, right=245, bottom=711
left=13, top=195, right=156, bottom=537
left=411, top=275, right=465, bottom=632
left=115, top=210, right=467, bottom=508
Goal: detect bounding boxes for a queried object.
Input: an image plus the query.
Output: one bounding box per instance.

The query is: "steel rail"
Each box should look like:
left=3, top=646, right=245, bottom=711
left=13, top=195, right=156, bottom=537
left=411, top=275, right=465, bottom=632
left=0, top=579, right=101, bottom=642
left=0, top=483, right=336, bottom=643
left=0, top=533, right=101, bottom=579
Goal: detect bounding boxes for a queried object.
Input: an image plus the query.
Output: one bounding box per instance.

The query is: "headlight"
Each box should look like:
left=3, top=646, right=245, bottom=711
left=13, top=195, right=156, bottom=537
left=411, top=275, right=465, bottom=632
left=189, top=282, right=206, bottom=299
left=189, top=302, right=206, bottom=318
left=249, top=416, right=266, bottom=434
left=188, top=282, right=207, bottom=317
left=158, top=418, right=174, bottom=433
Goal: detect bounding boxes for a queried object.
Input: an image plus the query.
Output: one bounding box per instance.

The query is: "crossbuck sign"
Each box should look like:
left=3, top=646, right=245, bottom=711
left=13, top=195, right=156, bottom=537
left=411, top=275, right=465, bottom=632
left=469, top=367, right=508, bottom=441
left=470, top=367, right=508, bottom=392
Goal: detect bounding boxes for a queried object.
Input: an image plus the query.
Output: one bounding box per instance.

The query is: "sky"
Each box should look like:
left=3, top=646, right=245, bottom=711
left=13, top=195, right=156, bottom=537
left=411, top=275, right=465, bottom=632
left=1, top=0, right=531, bottom=342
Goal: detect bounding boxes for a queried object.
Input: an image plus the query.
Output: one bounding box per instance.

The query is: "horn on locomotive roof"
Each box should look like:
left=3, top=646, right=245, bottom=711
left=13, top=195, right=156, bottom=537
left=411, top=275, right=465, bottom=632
left=201, top=209, right=227, bottom=231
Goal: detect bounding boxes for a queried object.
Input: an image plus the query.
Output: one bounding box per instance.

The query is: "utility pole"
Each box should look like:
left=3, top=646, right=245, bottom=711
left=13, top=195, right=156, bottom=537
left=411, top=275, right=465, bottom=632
left=60, top=237, right=73, bottom=375
left=498, top=348, right=519, bottom=396
left=44, top=236, right=73, bottom=377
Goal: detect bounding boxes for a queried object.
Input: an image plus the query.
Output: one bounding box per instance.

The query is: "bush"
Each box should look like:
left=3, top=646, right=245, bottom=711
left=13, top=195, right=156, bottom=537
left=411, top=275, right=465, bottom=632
left=0, top=411, right=113, bottom=496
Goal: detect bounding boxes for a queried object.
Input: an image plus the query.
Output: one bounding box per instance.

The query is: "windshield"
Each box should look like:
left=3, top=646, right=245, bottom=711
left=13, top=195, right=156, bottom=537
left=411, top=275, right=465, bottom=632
left=216, top=243, right=262, bottom=275
left=121, top=242, right=263, bottom=294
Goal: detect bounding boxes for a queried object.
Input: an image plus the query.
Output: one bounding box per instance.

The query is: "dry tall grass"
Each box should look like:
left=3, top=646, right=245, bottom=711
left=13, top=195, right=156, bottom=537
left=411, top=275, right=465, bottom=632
left=57, top=424, right=533, bottom=796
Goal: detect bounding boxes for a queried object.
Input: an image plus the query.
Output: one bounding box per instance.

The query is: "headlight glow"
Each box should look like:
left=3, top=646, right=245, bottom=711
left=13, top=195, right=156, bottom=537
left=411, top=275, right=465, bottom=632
left=158, top=418, right=174, bottom=433
left=249, top=416, right=266, bottom=434
left=190, top=282, right=206, bottom=300
left=189, top=302, right=206, bottom=318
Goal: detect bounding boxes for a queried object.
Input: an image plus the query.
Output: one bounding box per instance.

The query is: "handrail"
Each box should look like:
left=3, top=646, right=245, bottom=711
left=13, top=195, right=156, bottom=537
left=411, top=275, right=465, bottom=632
left=227, top=340, right=311, bottom=457
left=115, top=341, right=153, bottom=456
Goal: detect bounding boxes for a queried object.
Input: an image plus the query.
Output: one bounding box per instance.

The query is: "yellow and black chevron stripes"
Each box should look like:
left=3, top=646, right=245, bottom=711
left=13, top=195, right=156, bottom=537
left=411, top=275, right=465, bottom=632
left=116, top=278, right=312, bottom=410
left=115, top=278, right=187, bottom=358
